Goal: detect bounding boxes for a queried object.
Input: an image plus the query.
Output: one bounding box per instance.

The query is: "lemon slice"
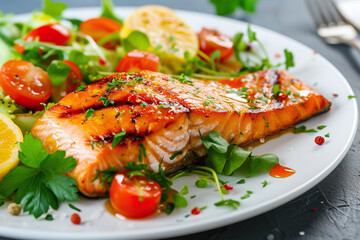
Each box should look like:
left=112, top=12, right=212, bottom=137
left=121, top=5, right=199, bottom=73
left=0, top=113, right=23, bottom=178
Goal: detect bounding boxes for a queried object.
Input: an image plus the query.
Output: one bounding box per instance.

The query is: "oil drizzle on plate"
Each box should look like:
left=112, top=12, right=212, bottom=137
left=269, top=164, right=295, bottom=178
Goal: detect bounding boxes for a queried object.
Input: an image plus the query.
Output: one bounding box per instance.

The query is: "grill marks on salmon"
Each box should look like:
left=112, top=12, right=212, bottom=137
left=31, top=70, right=330, bottom=196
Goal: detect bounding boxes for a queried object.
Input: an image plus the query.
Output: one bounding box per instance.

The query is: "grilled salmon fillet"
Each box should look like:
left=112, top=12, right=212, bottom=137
left=31, top=70, right=330, bottom=196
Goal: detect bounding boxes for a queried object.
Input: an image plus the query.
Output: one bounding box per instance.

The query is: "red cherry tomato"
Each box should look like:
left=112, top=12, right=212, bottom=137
left=15, top=24, right=71, bottom=54
left=115, top=50, right=159, bottom=73
left=110, top=171, right=162, bottom=219
left=52, top=60, right=83, bottom=102
left=80, top=17, right=121, bottom=49
left=198, top=28, right=234, bottom=61
left=0, top=60, right=53, bottom=108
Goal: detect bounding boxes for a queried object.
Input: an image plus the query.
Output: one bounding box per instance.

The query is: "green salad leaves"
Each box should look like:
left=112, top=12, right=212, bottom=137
left=200, top=131, right=279, bottom=176
left=0, top=133, right=79, bottom=218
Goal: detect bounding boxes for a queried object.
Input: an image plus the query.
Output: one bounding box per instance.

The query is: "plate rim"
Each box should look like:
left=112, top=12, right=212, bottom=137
left=0, top=6, right=358, bottom=240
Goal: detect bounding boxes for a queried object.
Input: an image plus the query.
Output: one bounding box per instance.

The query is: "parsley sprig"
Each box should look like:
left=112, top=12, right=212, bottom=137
left=0, top=133, right=79, bottom=218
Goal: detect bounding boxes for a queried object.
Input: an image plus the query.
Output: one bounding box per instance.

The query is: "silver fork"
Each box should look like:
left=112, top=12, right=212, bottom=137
left=305, top=0, right=360, bottom=52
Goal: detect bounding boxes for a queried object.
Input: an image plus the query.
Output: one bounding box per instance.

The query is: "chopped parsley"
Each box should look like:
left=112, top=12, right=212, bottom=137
left=325, top=133, right=330, bottom=138
left=272, top=84, right=280, bottom=95
left=98, top=96, right=114, bottom=106
left=170, top=151, right=183, bottom=160
left=317, top=125, right=327, bottom=130
left=262, top=180, right=268, bottom=187
left=237, top=179, right=245, bottom=184
left=171, top=74, right=194, bottom=85
left=158, top=104, right=171, bottom=109
left=348, top=95, right=356, bottom=99
left=68, top=203, right=81, bottom=212
left=112, top=131, right=126, bottom=148
left=85, top=108, right=95, bottom=118
left=92, top=167, right=118, bottom=189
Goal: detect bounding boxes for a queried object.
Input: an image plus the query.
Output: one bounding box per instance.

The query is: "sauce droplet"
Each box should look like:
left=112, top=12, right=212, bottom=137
left=269, top=164, right=295, bottom=178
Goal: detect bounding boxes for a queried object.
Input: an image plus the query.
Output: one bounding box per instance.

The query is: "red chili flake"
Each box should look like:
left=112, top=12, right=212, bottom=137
left=278, top=93, right=287, bottom=100
left=311, top=208, right=317, bottom=212
left=223, top=184, right=233, bottom=191
left=313, top=50, right=317, bottom=55
left=191, top=207, right=201, bottom=215
left=70, top=213, right=81, bottom=225
left=315, top=136, right=325, bottom=145
left=274, top=53, right=281, bottom=58
left=98, top=58, right=107, bottom=65
left=332, top=93, right=338, bottom=97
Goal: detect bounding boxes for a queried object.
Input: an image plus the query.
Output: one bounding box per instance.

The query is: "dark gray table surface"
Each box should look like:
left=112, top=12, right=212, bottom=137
left=1, top=0, right=359, bottom=239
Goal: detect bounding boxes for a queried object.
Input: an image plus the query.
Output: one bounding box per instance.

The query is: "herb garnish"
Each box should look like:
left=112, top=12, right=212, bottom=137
left=69, top=203, right=81, bottom=212
left=112, top=131, right=126, bottom=148
left=92, top=167, right=118, bottom=189
left=348, top=95, right=356, bottom=99
left=98, top=96, right=114, bottom=106
left=0, top=133, right=79, bottom=218
left=237, top=179, right=245, bottom=184
left=85, top=108, right=95, bottom=118
left=170, top=151, right=183, bottom=160
left=262, top=180, right=268, bottom=187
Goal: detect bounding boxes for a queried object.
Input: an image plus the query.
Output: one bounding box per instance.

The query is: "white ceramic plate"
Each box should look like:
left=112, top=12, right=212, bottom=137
left=0, top=7, right=358, bottom=240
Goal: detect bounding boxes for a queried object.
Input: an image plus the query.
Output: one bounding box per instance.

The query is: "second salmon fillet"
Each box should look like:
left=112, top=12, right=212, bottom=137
left=31, top=70, right=330, bottom=196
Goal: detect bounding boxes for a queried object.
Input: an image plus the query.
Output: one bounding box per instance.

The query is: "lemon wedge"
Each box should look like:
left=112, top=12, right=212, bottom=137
left=0, top=113, right=23, bottom=178
left=121, top=5, right=199, bottom=73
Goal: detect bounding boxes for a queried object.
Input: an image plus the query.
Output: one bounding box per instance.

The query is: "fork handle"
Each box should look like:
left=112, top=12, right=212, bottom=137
left=347, top=39, right=360, bottom=52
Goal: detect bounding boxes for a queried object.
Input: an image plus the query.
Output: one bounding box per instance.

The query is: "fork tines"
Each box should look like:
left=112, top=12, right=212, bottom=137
left=305, top=0, right=345, bottom=27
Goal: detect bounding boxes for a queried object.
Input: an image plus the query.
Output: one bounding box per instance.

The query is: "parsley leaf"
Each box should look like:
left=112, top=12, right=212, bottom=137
left=92, top=167, right=118, bottom=189
left=170, top=151, right=183, bottom=160
left=273, top=84, right=280, bottom=95
left=0, top=134, right=79, bottom=218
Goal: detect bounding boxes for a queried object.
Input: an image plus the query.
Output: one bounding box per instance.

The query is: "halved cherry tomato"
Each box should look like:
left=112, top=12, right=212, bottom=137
left=198, top=28, right=234, bottom=61
left=80, top=17, right=121, bottom=49
left=0, top=60, right=53, bottom=108
left=115, top=50, right=159, bottom=73
left=15, top=24, right=71, bottom=54
left=110, top=171, right=162, bottom=219
left=52, top=60, right=83, bottom=102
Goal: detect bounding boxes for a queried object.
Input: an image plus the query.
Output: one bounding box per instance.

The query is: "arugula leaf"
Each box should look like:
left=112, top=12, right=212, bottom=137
left=173, top=194, right=188, bottom=208
left=222, top=145, right=251, bottom=175
left=248, top=154, right=279, bottom=177
left=205, top=148, right=228, bottom=173
left=68, top=50, right=90, bottom=66
left=47, top=60, right=71, bottom=87
left=214, top=199, right=240, bottom=209
left=195, top=179, right=208, bottom=188
left=0, top=133, right=79, bottom=218
left=42, top=0, right=67, bottom=18
left=122, top=30, right=150, bottom=52
left=284, top=49, right=294, bottom=70
left=179, top=184, right=189, bottom=195
left=101, top=0, right=123, bottom=24
left=200, top=131, right=229, bottom=153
